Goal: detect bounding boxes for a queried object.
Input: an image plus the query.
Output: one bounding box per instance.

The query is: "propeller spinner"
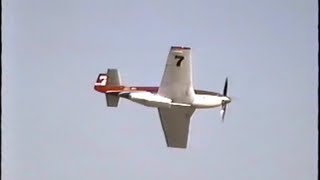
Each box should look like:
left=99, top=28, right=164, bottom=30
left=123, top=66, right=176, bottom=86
left=220, top=78, right=230, bottom=122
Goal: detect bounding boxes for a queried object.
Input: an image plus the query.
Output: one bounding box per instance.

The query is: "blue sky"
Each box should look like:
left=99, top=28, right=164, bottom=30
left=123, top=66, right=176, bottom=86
left=3, top=0, right=318, bottom=179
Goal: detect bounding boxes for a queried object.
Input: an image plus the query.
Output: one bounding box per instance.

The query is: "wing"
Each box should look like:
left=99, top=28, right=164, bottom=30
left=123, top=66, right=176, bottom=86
left=158, top=107, right=196, bottom=148
left=158, top=46, right=195, bottom=103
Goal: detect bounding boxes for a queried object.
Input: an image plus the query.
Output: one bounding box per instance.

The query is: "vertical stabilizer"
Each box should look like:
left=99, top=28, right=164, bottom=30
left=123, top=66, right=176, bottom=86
left=105, top=69, right=121, bottom=107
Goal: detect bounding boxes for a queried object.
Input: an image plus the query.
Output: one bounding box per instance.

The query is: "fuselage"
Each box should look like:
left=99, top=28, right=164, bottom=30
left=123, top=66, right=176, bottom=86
left=94, top=86, right=231, bottom=109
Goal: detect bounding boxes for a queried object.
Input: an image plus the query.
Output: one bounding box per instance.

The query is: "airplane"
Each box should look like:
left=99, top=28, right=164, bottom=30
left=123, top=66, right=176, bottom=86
left=94, top=46, right=231, bottom=148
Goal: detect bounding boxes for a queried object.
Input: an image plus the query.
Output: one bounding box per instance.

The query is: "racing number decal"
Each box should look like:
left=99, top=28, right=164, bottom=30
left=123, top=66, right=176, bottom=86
left=175, top=55, right=184, bottom=67
left=95, top=74, right=108, bottom=86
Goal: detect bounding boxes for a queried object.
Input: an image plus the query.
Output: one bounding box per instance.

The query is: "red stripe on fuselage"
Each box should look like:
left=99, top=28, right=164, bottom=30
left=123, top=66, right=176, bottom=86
left=94, top=85, right=222, bottom=96
left=94, top=86, right=159, bottom=94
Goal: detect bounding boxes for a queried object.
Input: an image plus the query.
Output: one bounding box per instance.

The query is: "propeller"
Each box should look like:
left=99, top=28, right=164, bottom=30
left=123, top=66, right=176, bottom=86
left=220, top=78, right=229, bottom=122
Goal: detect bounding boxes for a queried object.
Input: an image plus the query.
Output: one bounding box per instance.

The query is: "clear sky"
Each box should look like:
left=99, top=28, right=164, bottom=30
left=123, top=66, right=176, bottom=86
left=2, top=0, right=318, bottom=179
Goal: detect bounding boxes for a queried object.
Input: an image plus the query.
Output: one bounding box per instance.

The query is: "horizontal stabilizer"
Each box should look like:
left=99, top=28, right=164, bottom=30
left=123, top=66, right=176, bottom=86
left=105, top=94, right=120, bottom=107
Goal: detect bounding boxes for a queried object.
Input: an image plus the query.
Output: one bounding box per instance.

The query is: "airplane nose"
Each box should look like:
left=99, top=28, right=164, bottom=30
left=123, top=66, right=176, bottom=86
left=224, top=97, right=232, bottom=104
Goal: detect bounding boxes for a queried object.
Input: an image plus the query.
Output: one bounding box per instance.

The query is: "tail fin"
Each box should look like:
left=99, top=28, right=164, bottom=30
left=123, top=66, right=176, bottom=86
left=105, top=69, right=121, bottom=86
left=94, top=69, right=121, bottom=87
left=94, top=69, right=122, bottom=107
left=105, top=69, right=121, bottom=107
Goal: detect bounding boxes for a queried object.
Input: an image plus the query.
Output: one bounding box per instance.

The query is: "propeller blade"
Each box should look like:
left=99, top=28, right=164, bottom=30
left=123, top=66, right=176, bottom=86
left=220, top=109, right=225, bottom=122
left=221, top=77, right=229, bottom=122
left=223, top=78, right=228, bottom=96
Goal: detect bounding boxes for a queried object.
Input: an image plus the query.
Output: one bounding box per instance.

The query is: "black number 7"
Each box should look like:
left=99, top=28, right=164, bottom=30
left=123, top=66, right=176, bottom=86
left=175, top=55, right=184, bottom=67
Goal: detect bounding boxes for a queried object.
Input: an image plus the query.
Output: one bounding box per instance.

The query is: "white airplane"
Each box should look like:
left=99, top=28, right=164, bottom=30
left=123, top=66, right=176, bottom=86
left=94, top=46, right=231, bottom=148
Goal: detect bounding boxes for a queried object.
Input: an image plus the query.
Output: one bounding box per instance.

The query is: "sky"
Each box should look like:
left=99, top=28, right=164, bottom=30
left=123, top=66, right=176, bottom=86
left=2, top=0, right=318, bottom=180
